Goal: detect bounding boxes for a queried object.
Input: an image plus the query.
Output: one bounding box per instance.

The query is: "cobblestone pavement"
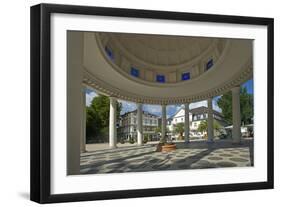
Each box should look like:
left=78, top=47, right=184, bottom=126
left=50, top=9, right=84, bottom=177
left=80, top=139, right=253, bottom=174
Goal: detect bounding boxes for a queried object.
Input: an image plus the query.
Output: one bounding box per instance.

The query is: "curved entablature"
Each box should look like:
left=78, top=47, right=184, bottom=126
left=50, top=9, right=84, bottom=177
left=82, top=32, right=253, bottom=105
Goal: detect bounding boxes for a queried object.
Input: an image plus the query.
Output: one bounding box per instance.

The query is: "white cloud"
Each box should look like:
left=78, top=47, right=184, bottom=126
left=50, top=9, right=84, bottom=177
left=143, top=104, right=162, bottom=116
left=118, top=100, right=137, bottom=114
left=190, top=100, right=207, bottom=109
left=189, top=99, right=222, bottom=112
left=166, top=104, right=183, bottom=118
left=86, top=91, right=98, bottom=106
left=212, top=99, right=222, bottom=113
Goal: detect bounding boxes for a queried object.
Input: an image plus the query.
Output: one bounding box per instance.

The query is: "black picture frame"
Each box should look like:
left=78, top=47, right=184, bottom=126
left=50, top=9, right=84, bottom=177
left=30, top=3, right=274, bottom=204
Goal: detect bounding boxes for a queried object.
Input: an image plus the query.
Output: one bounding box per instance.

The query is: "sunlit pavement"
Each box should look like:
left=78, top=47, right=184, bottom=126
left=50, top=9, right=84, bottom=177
left=80, top=138, right=253, bottom=174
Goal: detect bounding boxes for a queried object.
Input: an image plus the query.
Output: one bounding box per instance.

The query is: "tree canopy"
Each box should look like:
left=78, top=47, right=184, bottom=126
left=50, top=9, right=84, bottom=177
left=173, top=123, right=184, bottom=136
left=86, top=95, right=122, bottom=143
left=198, top=120, right=208, bottom=133
left=197, top=120, right=221, bottom=133
left=217, top=86, right=253, bottom=125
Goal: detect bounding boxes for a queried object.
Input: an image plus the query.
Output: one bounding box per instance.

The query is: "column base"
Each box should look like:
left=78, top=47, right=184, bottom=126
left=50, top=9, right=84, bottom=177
left=207, top=139, right=214, bottom=143
left=109, top=145, right=117, bottom=149
left=232, top=140, right=241, bottom=145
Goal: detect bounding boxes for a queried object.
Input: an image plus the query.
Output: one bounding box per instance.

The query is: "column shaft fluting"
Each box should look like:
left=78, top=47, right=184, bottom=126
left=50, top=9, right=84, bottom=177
left=207, top=98, right=214, bottom=142
left=232, top=86, right=241, bottom=143
left=137, top=103, right=143, bottom=146
left=161, top=105, right=167, bottom=142
left=109, top=97, right=117, bottom=148
left=184, top=103, right=190, bottom=143
left=80, top=87, right=86, bottom=152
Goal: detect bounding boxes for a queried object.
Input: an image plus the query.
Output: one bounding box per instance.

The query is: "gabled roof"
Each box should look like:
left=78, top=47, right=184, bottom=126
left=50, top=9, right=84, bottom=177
left=121, top=109, right=159, bottom=118
left=169, top=106, right=223, bottom=119
left=190, top=106, right=222, bottom=117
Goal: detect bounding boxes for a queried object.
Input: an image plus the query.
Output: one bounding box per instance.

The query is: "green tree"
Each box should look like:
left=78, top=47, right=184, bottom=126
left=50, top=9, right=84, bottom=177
left=213, top=120, right=221, bottom=132
left=217, top=86, right=253, bottom=125
left=86, top=107, right=101, bottom=140
left=154, top=127, right=161, bottom=134
left=173, top=123, right=184, bottom=139
left=198, top=120, right=208, bottom=134
left=86, top=95, right=122, bottom=143
left=197, top=120, right=221, bottom=135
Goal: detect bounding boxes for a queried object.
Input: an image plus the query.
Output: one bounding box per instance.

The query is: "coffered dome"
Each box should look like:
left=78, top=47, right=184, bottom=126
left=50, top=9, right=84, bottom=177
left=82, top=32, right=252, bottom=104
left=96, top=32, right=227, bottom=85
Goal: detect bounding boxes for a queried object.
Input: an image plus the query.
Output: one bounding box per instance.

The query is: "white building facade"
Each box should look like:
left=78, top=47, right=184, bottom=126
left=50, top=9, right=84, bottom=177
left=118, top=110, right=159, bottom=141
left=167, top=106, right=226, bottom=138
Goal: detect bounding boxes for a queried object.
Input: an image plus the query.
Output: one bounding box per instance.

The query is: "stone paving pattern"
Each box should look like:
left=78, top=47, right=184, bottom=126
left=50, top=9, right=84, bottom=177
left=80, top=139, right=254, bottom=174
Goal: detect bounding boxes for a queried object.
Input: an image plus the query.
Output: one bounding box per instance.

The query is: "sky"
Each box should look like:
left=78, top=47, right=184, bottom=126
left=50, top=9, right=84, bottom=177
left=242, top=79, right=253, bottom=94
left=86, top=79, right=253, bottom=118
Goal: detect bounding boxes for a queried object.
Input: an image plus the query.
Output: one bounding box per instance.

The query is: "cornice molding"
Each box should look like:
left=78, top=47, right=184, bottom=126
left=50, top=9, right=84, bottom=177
left=83, top=57, right=252, bottom=105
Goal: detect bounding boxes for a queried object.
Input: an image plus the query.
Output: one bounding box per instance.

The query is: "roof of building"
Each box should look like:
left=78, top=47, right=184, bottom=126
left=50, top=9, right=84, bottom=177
left=121, top=109, right=159, bottom=118
left=169, top=106, right=223, bottom=119
left=190, top=106, right=222, bottom=117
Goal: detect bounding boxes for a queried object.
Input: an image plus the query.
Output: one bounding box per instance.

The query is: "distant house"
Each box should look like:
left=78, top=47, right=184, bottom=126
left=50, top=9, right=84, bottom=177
left=167, top=106, right=227, bottom=137
left=118, top=110, right=159, bottom=141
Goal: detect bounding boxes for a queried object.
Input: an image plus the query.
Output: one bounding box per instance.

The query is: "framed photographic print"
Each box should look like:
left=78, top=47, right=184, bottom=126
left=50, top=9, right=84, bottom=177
left=30, top=3, right=274, bottom=204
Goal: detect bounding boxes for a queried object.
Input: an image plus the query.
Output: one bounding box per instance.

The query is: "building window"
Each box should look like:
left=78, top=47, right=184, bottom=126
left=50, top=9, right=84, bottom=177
left=181, top=72, right=190, bottom=81
left=206, top=59, right=213, bottom=70
left=156, top=74, right=165, bottom=83
left=130, top=67, right=139, bottom=77
left=105, top=46, right=114, bottom=60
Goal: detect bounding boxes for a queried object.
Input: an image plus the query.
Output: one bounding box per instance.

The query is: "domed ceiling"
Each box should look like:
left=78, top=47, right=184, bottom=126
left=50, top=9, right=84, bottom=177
left=82, top=32, right=253, bottom=104
left=96, top=32, right=227, bottom=85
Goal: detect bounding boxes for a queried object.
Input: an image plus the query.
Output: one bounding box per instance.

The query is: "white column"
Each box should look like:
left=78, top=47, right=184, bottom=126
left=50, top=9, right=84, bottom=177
left=137, top=103, right=143, bottom=146
left=207, top=98, right=214, bottom=142
left=232, top=86, right=241, bottom=143
left=184, top=103, right=190, bottom=143
left=161, top=105, right=167, bottom=142
left=80, top=87, right=86, bottom=152
left=109, top=97, right=117, bottom=148
left=67, top=32, right=84, bottom=175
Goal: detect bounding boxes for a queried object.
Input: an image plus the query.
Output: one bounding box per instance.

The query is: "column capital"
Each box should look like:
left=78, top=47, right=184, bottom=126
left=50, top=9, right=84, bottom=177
left=231, top=86, right=240, bottom=93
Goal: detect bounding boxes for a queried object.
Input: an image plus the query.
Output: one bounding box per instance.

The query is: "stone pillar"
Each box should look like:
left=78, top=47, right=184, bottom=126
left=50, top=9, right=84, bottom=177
left=232, top=86, right=241, bottom=143
left=67, top=32, right=84, bottom=175
left=137, top=103, right=143, bottom=146
left=184, top=103, right=190, bottom=143
left=207, top=98, right=214, bottom=142
left=161, top=105, right=167, bottom=142
left=109, top=97, right=117, bottom=148
left=80, top=86, right=86, bottom=152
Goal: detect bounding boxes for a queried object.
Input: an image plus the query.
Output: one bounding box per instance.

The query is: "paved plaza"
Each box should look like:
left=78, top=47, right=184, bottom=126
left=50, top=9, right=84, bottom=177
left=80, top=139, right=253, bottom=174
